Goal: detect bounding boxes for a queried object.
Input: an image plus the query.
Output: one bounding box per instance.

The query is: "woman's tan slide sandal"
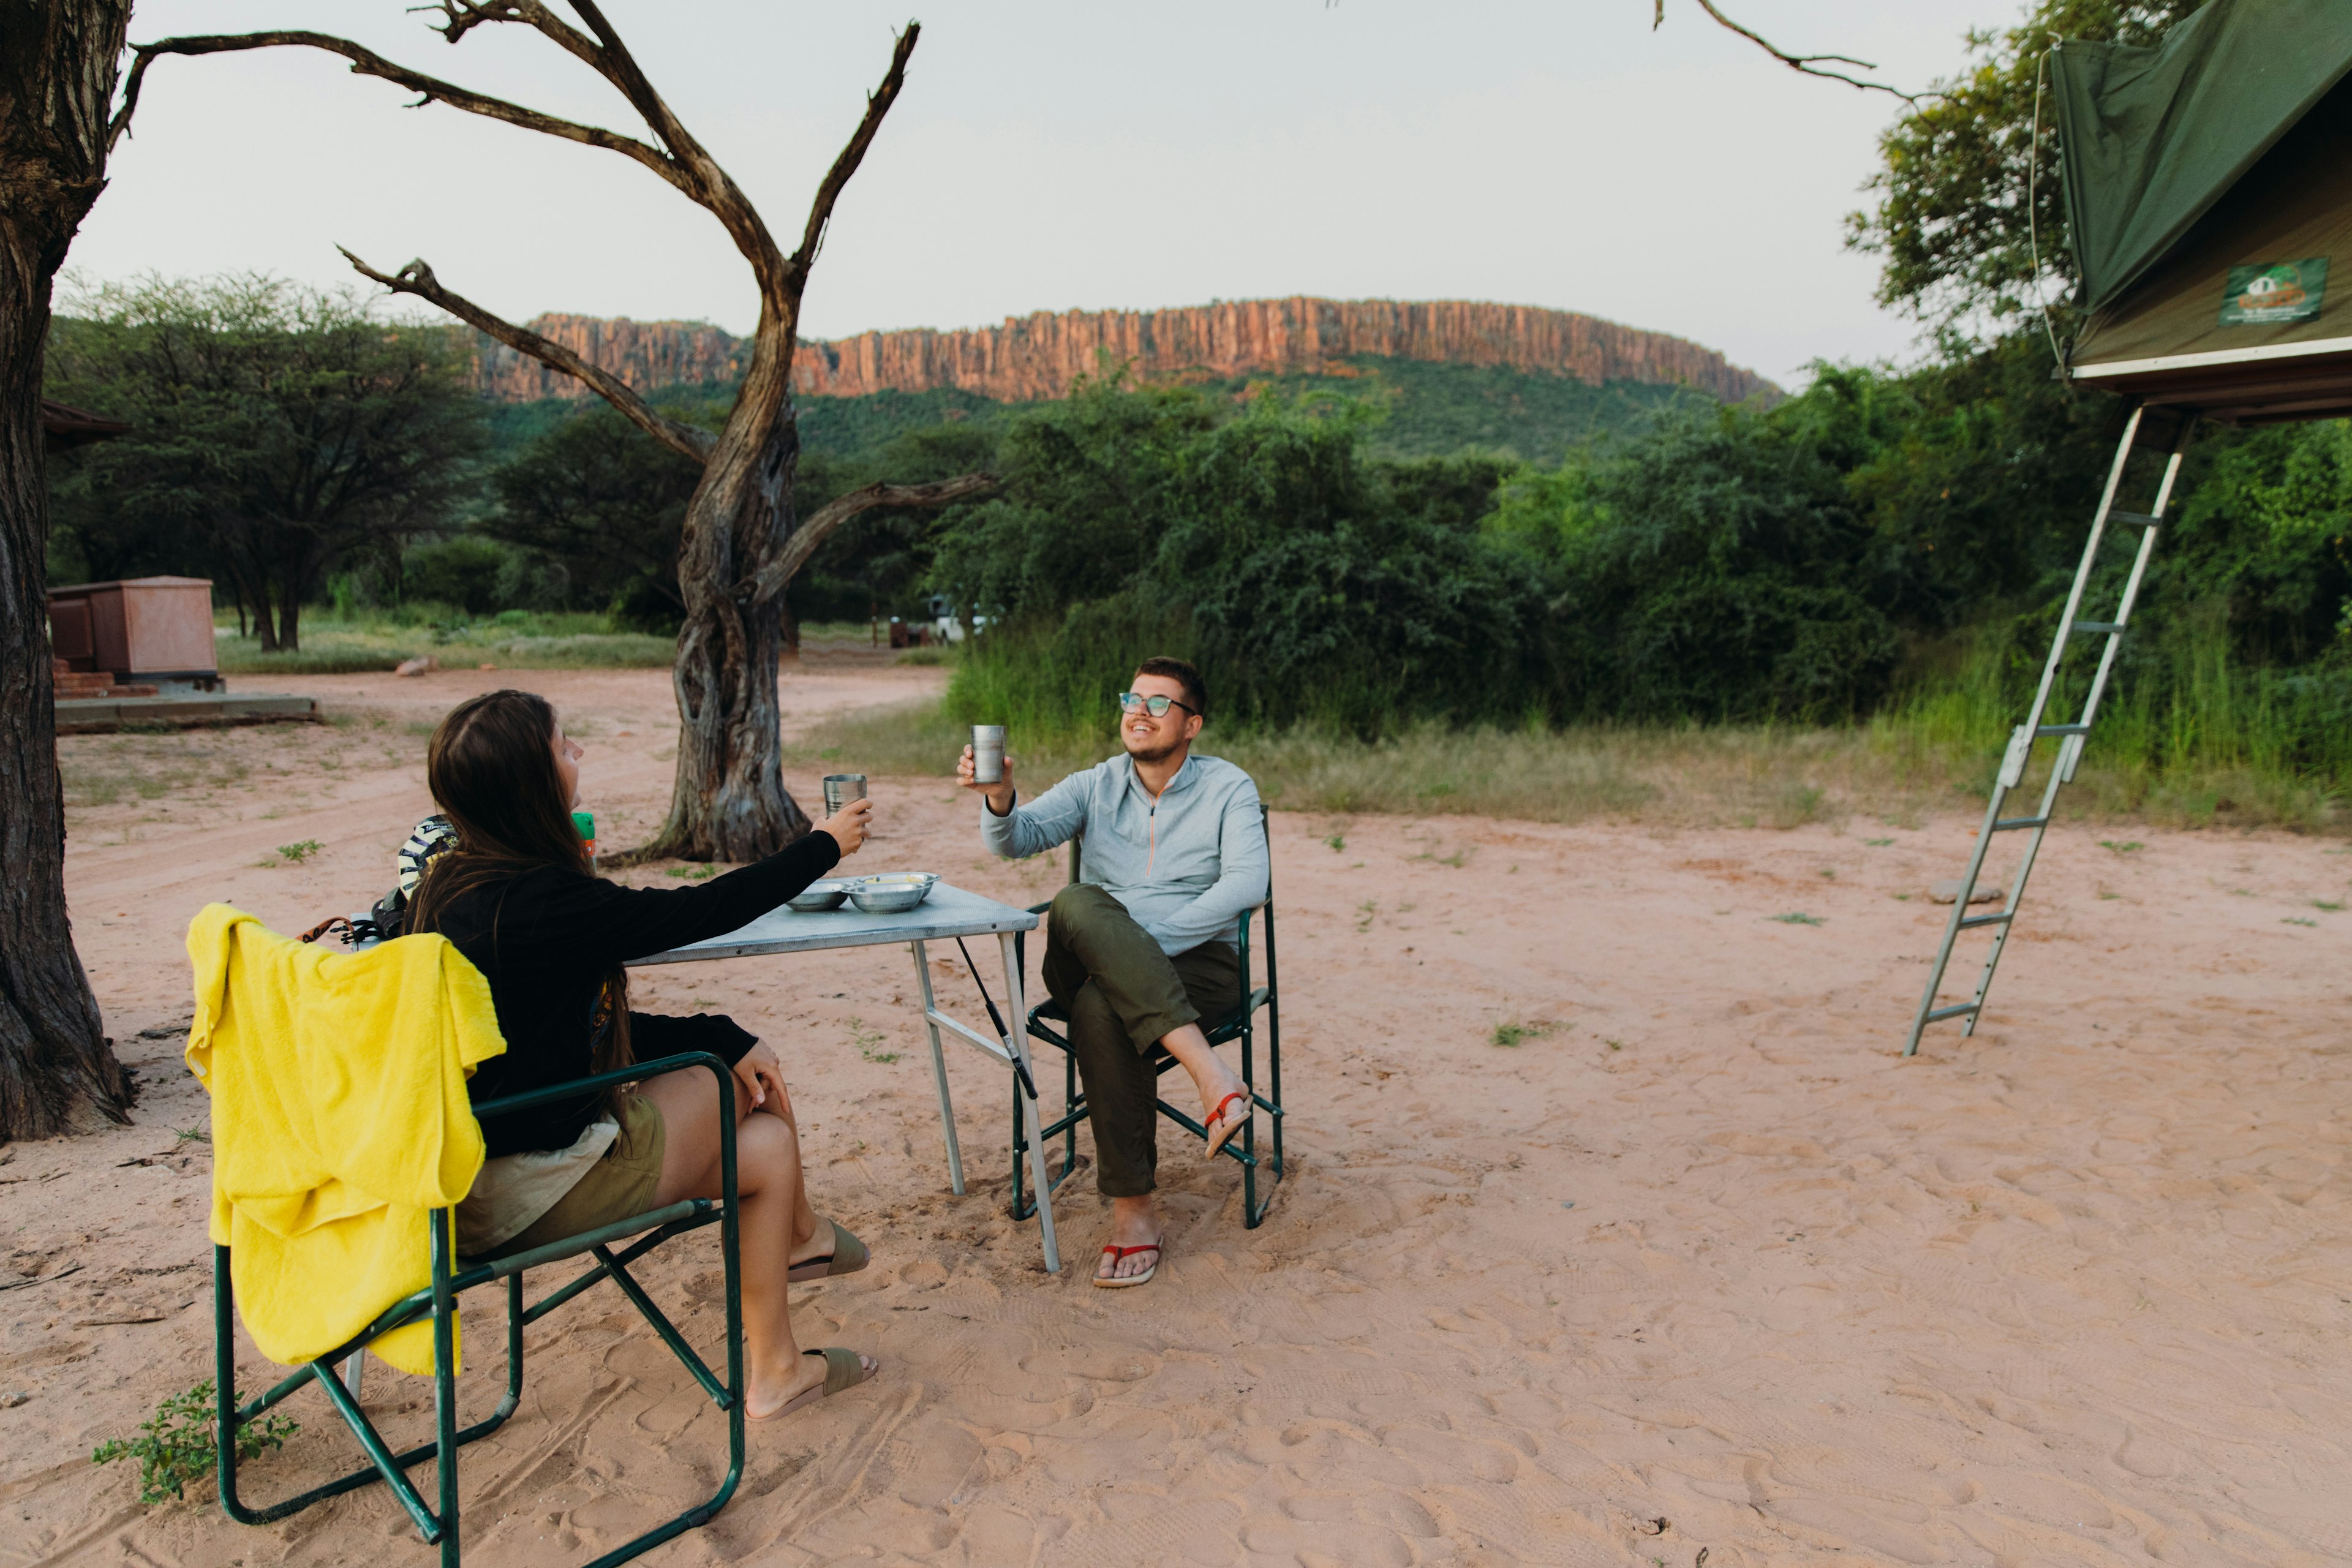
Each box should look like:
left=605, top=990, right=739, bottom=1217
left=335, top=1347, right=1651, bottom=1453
left=787, top=1217, right=870, bottom=1283
left=758, top=1347, right=879, bottom=1421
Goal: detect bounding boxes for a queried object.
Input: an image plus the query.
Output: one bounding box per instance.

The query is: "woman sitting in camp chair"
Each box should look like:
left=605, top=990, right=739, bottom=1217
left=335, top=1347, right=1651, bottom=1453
left=405, top=688, right=878, bottom=1422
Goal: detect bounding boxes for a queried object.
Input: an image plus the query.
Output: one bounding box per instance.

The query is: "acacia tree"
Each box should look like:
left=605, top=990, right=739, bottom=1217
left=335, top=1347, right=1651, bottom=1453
left=119, top=4, right=993, bottom=857
left=47, top=276, right=486, bottom=651
left=0, top=0, right=137, bottom=1139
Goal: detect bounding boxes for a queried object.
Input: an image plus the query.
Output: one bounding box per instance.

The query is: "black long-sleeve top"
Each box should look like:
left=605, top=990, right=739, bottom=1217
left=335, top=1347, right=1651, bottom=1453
left=437, top=831, right=842, bottom=1157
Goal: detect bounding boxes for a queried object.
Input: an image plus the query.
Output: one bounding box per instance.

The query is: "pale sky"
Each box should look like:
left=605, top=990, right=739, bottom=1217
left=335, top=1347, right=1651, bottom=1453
left=74, top=1, right=2011, bottom=390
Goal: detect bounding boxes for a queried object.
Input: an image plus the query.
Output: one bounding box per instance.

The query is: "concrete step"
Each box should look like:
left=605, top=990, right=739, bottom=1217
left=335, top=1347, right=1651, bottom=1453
left=53, top=692, right=318, bottom=734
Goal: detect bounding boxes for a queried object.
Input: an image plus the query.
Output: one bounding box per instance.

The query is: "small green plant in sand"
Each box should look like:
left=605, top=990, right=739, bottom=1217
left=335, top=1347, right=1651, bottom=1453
left=2313, top=899, right=2343, bottom=912
left=848, top=1017, right=898, bottom=1065
left=174, top=1125, right=208, bottom=1144
left=2100, top=840, right=2145, bottom=855
left=1355, top=900, right=1378, bottom=932
left=274, top=840, right=322, bottom=864
left=95, top=1380, right=296, bottom=1505
left=1770, top=911, right=1825, bottom=926
left=666, top=865, right=714, bottom=881
left=1491, top=1019, right=1564, bottom=1048
left=2284, top=916, right=2318, bottom=927
left=1865, top=837, right=1894, bottom=846
left=1324, top=832, right=1346, bottom=852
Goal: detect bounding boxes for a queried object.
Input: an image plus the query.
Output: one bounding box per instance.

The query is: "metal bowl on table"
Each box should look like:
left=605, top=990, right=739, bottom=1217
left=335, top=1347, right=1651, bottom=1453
left=784, top=879, right=850, bottom=912
left=847, top=872, right=937, bottom=914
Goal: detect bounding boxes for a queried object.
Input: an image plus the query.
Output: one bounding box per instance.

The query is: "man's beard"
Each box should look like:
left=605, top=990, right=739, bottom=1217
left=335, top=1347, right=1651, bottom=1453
left=1122, top=727, right=1185, bottom=764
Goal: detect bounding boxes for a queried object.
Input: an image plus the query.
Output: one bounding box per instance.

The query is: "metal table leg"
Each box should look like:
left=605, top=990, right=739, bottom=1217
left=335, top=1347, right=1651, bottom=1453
left=999, top=930, right=1060, bottom=1274
left=908, top=939, right=965, bottom=1195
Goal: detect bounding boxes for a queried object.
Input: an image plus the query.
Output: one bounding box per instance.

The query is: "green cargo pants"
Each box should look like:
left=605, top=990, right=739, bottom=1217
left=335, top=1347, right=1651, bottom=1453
left=1041, top=883, right=1241, bottom=1198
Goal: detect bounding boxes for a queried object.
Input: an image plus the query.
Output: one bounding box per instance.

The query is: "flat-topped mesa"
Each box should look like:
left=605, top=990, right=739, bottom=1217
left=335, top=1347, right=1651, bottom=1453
left=471, top=314, right=742, bottom=402
left=469, top=298, right=1781, bottom=406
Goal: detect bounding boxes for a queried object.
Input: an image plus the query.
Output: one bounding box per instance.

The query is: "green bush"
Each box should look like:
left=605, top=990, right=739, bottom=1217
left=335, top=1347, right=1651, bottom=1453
left=402, top=537, right=513, bottom=617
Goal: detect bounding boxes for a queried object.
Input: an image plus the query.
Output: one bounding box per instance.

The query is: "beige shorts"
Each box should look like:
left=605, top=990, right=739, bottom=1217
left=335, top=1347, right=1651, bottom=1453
left=491, top=1093, right=666, bottom=1259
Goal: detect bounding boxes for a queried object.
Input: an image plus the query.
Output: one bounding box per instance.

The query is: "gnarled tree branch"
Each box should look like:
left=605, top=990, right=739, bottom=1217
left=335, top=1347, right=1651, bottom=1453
left=108, top=28, right=696, bottom=190
left=743, top=473, right=998, bottom=608
left=1659, top=0, right=1928, bottom=104
left=427, top=2, right=604, bottom=71
left=790, top=24, right=921, bottom=292
left=339, top=249, right=716, bottom=464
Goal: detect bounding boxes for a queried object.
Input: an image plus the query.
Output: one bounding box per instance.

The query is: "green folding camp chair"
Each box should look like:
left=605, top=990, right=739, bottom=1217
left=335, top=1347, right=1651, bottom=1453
left=1009, top=806, right=1283, bottom=1227
left=213, top=1053, right=744, bottom=1568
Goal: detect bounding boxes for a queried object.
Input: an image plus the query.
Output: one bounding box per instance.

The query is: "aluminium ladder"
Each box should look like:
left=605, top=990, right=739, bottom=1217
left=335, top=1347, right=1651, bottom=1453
left=1904, top=404, right=2195, bottom=1056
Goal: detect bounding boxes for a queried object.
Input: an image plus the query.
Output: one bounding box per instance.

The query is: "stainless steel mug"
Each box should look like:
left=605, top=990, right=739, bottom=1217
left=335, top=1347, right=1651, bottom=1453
left=821, top=773, right=868, bottom=816
left=971, top=725, right=1006, bottom=784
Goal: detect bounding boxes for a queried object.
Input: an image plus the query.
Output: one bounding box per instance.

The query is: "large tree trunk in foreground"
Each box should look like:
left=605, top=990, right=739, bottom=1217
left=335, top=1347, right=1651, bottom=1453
left=0, top=0, right=137, bottom=1140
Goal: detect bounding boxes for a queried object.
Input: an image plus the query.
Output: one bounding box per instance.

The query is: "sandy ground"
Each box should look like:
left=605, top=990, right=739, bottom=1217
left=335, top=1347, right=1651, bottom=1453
left=6, top=665, right=2351, bottom=1567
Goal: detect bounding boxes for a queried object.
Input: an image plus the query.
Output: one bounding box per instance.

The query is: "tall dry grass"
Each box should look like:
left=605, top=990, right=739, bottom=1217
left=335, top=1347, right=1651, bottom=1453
left=788, top=699, right=2345, bottom=834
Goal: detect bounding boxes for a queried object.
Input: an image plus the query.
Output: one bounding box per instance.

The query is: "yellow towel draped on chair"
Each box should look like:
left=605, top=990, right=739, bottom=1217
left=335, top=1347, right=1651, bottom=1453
left=185, top=904, right=505, bottom=1374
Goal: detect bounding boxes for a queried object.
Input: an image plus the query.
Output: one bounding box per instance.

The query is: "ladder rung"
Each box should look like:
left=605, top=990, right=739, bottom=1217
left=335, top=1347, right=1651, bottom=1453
left=1924, top=1002, right=1980, bottom=1022
left=2070, top=620, right=2124, bottom=635
left=1959, top=911, right=2013, bottom=929
left=2035, top=724, right=2089, bottom=737
left=1990, top=816, right=2048, bottom=832
left=2108, top=509, right=2162, bottom=528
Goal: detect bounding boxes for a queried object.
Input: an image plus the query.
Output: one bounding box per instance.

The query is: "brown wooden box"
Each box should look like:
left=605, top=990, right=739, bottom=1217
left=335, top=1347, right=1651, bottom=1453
left=47, top=576, right=219, bottom=685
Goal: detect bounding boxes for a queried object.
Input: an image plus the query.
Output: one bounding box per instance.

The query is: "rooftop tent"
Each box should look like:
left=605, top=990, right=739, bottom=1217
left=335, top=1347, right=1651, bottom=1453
left=1906, top=0, right=2352, bottom=1055
left=2057, top=0, right=2352, bottom=422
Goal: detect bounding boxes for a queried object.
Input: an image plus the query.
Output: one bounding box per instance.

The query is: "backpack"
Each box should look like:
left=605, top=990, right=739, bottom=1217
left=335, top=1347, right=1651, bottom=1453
left=299, top=815, right=459, bottom=947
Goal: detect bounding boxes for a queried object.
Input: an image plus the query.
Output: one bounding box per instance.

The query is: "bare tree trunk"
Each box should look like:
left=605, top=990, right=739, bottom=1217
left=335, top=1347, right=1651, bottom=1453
left=655, top=330, right=805, bottom=858
left=0, top=0, right=136, bottom=1140
left=277, top=557, right=304, bottom=654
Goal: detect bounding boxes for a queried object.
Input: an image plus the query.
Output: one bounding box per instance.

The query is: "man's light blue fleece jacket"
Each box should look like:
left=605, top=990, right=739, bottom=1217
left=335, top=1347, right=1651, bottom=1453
left=981, top=752, right=1268, bottom=954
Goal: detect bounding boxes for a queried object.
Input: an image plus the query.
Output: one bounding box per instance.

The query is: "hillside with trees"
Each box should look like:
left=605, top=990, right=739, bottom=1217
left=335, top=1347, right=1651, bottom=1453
left=43, top=0, right=2352, bottom=825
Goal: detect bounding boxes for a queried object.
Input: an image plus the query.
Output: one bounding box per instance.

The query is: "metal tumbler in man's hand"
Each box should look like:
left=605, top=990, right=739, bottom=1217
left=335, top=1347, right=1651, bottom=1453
left=971, top=725, right=1006, bottom=784
left=822, top=773, right=868, bottom=816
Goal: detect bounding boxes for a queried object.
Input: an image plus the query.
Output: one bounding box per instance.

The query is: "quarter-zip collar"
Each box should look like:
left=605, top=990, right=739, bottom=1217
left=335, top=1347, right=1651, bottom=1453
left=1117, top=752, right=1197, bottom=876
left=1118, top=750, right=1198, bottom=804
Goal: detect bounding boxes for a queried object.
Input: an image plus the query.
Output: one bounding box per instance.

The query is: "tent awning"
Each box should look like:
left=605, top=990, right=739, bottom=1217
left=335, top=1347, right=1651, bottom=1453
left=2059, top=0, right=2352, bottom=419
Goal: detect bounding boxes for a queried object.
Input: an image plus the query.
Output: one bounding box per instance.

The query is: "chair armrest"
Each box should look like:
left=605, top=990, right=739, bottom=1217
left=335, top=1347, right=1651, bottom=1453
left=472, top=1051, right=732, bottom=1121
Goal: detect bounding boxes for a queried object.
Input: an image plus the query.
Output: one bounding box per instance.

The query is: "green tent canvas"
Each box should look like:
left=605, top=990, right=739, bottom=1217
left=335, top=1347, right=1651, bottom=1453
left=2060, top=0, right=2352, bottom=423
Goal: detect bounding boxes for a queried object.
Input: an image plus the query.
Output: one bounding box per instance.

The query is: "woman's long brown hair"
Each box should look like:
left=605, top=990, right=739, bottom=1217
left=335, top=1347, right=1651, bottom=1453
left=405, top=689, right=634, bottom=1121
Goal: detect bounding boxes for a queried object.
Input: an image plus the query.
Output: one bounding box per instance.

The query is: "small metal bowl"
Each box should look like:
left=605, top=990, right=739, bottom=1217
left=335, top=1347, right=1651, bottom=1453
left=784, top=879, right=850, bottom=912
left=848, top=872, right=937, bottom=914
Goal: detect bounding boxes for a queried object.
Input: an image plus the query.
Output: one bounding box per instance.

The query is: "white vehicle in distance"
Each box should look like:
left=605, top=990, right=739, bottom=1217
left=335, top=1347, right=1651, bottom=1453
left=925, top=594, right=993, bottom=643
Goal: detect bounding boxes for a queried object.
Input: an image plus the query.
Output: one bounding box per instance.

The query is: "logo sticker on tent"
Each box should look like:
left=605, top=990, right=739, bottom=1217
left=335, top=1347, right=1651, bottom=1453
left=2220, top=260, right=2329, bottom=325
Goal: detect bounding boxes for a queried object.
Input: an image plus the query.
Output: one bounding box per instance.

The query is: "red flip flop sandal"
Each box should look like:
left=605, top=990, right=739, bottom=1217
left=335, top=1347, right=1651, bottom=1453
left=1094, top=1242, right=1160, bottom=1289
left=1203, top=1088, right=1251, bottom=1161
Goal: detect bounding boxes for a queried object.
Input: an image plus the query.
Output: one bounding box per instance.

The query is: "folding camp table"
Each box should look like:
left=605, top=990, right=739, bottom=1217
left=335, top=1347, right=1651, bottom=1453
left=630, top=883, right=1061, bottom=1272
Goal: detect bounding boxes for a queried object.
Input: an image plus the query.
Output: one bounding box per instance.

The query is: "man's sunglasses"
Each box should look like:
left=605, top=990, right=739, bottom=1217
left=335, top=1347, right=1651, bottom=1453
left=1117, top=691, right=1197, bottom=718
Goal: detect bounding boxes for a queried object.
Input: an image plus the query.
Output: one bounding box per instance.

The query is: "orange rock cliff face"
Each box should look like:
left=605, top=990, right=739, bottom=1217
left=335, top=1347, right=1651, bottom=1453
left=468, top=297, right=1780, bottom=406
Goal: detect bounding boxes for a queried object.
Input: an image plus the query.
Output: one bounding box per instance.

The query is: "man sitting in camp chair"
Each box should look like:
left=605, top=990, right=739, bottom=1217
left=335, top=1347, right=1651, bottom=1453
left=959, top=657, right=1268, bottom=1287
